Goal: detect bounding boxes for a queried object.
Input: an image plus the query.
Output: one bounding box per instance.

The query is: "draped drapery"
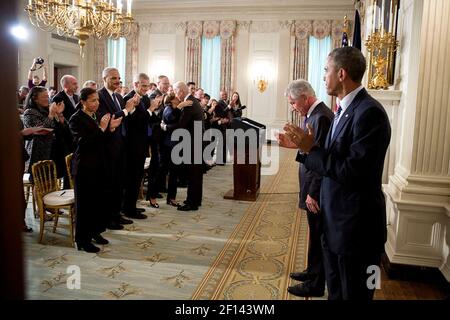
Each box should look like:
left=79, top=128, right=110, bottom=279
left=93, top=38, right=107, bottom=86
left=186, top=21, right=203, bottom=85
left=219, top=21, right=236, bottom=97
left=291, top=19, right=352, bottom=80
left=292, top=21, right=312, bottom=81
left=185, top=20, right=236, bottom=95
left=290, top=19, right=352, bottom=124
left=126, top=23, right=139, bottom=88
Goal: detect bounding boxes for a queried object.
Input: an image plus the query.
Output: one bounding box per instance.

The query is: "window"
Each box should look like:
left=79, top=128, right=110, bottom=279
left=308, top=36, right=332, bottom=106
left=201, top=36, right=221, bottom=99
left=107, top=38, right=127, bottom=83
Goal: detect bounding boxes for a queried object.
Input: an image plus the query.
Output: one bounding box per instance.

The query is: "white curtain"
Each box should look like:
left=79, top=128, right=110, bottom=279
left=307, top=36, right=332, bottom=107
left=201, top=36, right=221, bottom=100
left=107, top=38, right=127, bottom=84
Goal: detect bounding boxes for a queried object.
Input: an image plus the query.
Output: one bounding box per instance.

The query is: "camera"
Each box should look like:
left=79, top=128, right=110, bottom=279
left=35, top=57, right=44, bottom=65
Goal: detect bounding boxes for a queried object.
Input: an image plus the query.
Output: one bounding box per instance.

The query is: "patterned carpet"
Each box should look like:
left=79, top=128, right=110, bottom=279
left=23, top=147, right=308, bottom=300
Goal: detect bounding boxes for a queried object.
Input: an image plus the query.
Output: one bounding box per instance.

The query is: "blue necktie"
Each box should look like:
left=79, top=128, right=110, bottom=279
left=331, top=105, right=342, bottom=139
left=112, top=93, right=121, bottom=112
left=303, top=116, right=308, bottom=130
left=112, top=93, right=126, bottom=137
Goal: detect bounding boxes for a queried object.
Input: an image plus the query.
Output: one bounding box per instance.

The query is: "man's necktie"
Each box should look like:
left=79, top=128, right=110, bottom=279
left=112, top=93, right=126, bottom=137
left=331, top=105, right=342, bottom=139
left=303, top=116, right=308, bottom=130
left=112, top=93, right=121, bottom=112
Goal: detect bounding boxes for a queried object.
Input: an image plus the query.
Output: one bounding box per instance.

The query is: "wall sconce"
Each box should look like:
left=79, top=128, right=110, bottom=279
left=252, top=60, right=272, bottom=93
left=255, top=76, right=268, bottom=93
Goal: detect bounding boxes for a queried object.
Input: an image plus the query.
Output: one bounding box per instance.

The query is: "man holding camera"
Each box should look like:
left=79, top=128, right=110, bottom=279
left=28, top=57, right=47, bottom=89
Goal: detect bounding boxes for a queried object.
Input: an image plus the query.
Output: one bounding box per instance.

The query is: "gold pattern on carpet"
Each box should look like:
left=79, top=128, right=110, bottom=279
left=192, top=149, right=308, bottom=300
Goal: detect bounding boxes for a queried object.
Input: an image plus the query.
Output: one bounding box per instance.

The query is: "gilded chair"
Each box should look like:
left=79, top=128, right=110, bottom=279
left=31, top=160, right=75, bottom=245
left=65, top=153, right=74, bottom=189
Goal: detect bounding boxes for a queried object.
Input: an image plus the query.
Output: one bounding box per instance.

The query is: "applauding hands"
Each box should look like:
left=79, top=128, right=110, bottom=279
left=99, top=113, right=122, bottom=132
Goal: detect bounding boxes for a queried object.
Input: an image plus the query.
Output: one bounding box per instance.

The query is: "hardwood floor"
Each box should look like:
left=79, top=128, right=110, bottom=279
left=374, top=256, right=449, bottom=300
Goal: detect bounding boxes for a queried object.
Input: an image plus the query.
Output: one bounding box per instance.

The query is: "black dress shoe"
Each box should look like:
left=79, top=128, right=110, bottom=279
left=136, top=208, right=146, bottom=213
left=177, top=204, right=198, bottom=211
left=125, top=212, right=148, bottom=219
left=23, top=226, right=33, bottom=233
left=106, top=222, right=124, bottom=230
left=77, top=242, right=100, bottom=253
left=118, top=216, right=133, bottom=225
left=182, top=200, right=202, bottom=207
left=92, top=234, right=109, bottom=245
left=290, top=271, right=310, bottom=282
left=287, top=283, right=324, bottom=297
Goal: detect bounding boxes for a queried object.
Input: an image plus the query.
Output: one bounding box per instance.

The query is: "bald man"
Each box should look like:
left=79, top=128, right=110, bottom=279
left=52, top=74, right=79, bottom=120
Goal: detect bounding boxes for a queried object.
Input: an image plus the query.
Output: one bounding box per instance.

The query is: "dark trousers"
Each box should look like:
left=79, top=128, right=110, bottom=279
left=122, top=149, right=146, bottom=214
left=160, top=144, right=179, bottom=200
left=146, top=140, right=161, bottom=199
left=215, top=128, right=228, bottom=164
left=105, top=152, right=125, bottom=223
left=74, top=170, right=106, bottom=244
left=304, top=210, right=325, bottom=291
left=321, top=236, right=381, bottom=300
left=186, top=163, right=203, bottom=207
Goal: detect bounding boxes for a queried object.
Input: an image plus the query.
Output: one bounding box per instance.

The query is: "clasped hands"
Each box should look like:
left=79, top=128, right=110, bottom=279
left=100, top=113, right=122, bottom=132
left=277, top=122, right=316, bottom=153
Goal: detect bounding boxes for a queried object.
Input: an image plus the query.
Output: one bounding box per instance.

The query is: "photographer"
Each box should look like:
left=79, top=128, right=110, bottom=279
left=28, top=57, right=48, bottom=89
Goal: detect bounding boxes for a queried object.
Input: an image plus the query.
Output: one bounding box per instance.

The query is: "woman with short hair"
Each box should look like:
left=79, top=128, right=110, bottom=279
left=69, top=87, right=122, bottom=253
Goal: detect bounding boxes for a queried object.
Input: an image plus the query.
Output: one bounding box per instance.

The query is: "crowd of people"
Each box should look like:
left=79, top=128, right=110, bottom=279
left=18, top=46, right=391, bottom=300
left=17, top=58, right=246, bottom=254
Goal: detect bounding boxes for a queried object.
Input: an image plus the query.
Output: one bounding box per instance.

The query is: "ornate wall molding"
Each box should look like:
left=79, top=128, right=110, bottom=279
left=139, top=22, right=152, bottom=33
left=279, top=20, right=294, bottom=31
left=149, top=22, right=177, bottom=34
left=175, top=22, right=187, bottom=33
left=250, top=21, right=284, bottom=33
left=237, top=20, right=251, bottom=33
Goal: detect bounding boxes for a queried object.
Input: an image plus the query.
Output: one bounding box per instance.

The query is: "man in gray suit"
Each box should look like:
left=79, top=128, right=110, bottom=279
left=278, top=80, right=333, bottom=297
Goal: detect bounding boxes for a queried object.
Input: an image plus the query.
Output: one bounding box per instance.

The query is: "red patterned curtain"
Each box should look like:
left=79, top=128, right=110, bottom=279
left=186, top=21, right=203, bottom=85
left=125, top=23, right=139, bottom=88
left=219, top=21, right=236, bottom=97
left=93, top=38, right=107, bottom=87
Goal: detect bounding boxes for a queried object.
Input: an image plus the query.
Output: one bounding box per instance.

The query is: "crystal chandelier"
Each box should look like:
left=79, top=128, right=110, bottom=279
left=25, top=0, right=134, bottom=55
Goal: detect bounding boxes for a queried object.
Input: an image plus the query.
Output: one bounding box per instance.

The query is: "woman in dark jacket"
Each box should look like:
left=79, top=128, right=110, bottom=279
left=160, top=93, right=192, bottom=207
left=69, top=87, right=122, bottom=253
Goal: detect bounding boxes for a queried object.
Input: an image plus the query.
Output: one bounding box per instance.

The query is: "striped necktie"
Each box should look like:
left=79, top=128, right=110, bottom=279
left=331, top=105, right=342, bottom=139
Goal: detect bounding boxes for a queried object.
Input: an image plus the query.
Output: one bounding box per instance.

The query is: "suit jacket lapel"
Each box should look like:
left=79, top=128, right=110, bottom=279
left=328, top=89, right=367, bottom=149
left=100, top=87, right=116, bottom=114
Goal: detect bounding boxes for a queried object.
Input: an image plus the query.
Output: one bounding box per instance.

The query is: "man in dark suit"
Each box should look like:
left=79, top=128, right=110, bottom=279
left=97, top=67, right=140, bottom=230
left=146, top=75, right=170, bottom=198
left=173, top=81, right=204, bottom=211
left=214, top=90, right=232, bottom=164
left=283, top=47, right=391, bottom=300
left=52, top=75, right=79, bottom=120
left=279, top=80, right=333, bottom=297
left=123, top=73, right=161, bottom=217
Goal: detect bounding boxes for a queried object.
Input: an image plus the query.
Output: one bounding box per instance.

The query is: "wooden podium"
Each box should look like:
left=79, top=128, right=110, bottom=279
left=223, top=118, right=266, bottom=201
